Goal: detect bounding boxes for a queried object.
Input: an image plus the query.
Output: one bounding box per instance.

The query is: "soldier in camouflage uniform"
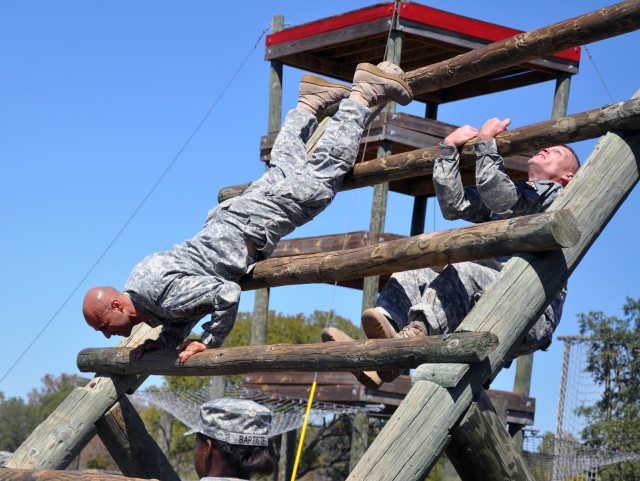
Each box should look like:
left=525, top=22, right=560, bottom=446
left=324, top=117, right=580, bottom=386
left=185, top=398, right=274, bottom=480
left=83, top=62, right=413, bottom=362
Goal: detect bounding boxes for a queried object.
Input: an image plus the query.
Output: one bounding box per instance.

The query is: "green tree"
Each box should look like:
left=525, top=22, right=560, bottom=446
left=27, top=373, right=89, bottom=420
left=0, top=392, right=37, bottom=452
left=578, top=297, right=640, bottom=480
left=0, top=373, right=89, bottom=453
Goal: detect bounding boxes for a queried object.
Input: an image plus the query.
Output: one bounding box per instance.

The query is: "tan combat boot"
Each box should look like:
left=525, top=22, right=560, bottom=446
left=350, top=62, right=413, bottom=107
left=297, top=75, right=351, bottom=116
left=377, top=321, right=428, bottom=383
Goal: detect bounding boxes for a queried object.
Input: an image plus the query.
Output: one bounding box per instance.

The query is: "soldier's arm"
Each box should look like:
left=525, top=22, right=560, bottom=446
left=433, top=125, right=492, bottom=223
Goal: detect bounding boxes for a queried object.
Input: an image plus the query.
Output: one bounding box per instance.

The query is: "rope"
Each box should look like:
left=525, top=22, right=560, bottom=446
left=0, top=24, right=271, bottom=389
left=289, top=3, right=402, bottom=477
left=584, top=45, right=616, bottom=104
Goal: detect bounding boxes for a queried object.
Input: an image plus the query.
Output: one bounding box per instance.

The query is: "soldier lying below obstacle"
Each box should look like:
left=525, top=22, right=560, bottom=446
left=323, top=116, right=580, bottom=388
left=82, top=62, right=413, bottom=362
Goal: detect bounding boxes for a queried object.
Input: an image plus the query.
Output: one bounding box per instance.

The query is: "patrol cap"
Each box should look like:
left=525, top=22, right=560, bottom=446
left=185, top=398, right=271, bottom=447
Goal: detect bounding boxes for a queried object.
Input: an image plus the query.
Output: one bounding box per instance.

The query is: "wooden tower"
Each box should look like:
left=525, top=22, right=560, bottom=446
left=3, top=2, right=640, bottom=481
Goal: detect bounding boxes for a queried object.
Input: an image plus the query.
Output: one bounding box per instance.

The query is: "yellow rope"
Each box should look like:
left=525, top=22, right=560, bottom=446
left=290, top=379, right=317, bottom=481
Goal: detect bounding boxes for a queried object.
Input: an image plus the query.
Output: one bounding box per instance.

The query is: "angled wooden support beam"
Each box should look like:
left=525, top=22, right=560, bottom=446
left=219, top=95, right=640, bottom=201
left=347, top=120, right=640, bottom=478
left=240, top=209, right=580, bottom=290
left=77, top=331, right=498, bottom=377
left=96, top=395, right=180, bottom=481
left=5, top=325, right=160, bottom=470
left=0, top=468, right=153, bottom=481
left=445, top=390, right=535, bottom=481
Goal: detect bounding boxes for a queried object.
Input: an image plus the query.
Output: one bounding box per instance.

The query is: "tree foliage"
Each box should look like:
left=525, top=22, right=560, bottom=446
left=578, top=297, right=640, bottom=480
left=0, top=373, right=89, bottom=453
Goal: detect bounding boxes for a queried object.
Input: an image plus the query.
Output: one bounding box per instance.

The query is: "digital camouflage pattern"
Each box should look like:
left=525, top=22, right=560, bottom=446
left=124, top=99, right=371, bottom=348
left=185, top=398, right=272, bottom=447
left=375, top=138, right=566, bottom=358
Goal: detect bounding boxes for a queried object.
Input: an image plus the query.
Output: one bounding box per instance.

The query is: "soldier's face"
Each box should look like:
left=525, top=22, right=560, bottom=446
left=528, top=146, right=576, bottom=184
left=89, top=310, right=134, bottom=338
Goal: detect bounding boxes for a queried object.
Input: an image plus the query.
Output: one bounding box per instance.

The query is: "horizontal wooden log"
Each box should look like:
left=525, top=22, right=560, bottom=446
left=239, top=209, right=580, bottom=290
left=77, top=331, right=498, bottom=376
left=219, top=96, right=640, bottom=201
left=406, top=1, right=640, bottom=95
left=0, top=468, right=154, bottom=481
left=270, top=231, right=405, bottom=257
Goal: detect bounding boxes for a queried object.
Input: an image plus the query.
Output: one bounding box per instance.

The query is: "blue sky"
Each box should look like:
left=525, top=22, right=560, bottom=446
left=1, top=1, right=639, bottom=440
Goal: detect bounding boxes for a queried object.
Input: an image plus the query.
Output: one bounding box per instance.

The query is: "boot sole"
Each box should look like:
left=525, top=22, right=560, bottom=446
left=354, top=63, right=413, bottom=99
left=361, top=309, right=398, bottom=339
left=300, top=74, right=351, bottom=93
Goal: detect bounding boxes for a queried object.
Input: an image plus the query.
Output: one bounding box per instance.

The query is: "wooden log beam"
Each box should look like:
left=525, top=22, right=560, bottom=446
left=0, top=468, right=154, bottom=481
left=240, top=209, right=580, bottom=290
left=405, top=1, right=640, bottom=95
left=342, top=97, right=640, bottom=191
left=219, top=96, right=640, bottom=201
left=346, top=119, right=640, bottom=479
left=445, top=391, right=535, bottom=481
left=5, top=324, right=161, bottom=470
left=95, top=396, right=180, bottom=481
left=76, top=332, right=498, bottom=377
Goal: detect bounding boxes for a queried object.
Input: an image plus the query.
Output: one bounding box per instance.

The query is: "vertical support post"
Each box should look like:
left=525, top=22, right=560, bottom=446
left=276, top=431, right=296, bottom=481
left=252, top=14, right=284, bottom=346
left=410, top=101, right=438, bottom=237
left=349, top=412, right=369, bottom=473
left=511, top=71, right=572, bottom=451
left=362, top=29, right=403, bottom=311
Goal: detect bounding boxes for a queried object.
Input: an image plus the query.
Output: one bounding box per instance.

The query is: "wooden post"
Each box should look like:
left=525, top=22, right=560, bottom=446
left=349, top=412, right=369, bottom=473
left=156, top=410, right=173, bottom=459
left=445, top=391, right=535, bottom=481
left=346, top=125, right=640, bottom=480
left=276, top=431, right=296, bottom=481
left=252, top=14, right=283, bottom=348
left=410, top=101, right=438, bottom=237
left=512, top=70, right=572, bottom=451
left=5, top=324, right=160, bottom=470
left=95, top=396, right=180, bottom=481
left=362, top=29, right=402, bottom=311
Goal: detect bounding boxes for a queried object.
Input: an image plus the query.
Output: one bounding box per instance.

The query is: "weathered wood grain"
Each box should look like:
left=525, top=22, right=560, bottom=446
left=240, top=209, right=580, bottom=289
left=95, top=396, right=179, bottom=481
left=445, top=391, right=536, bottom=481
left=0, top=468, right=156, bottom=480
left=346, top=128, right=640, bottom=480
left=77, top=332, right=498, bottom=376
left=219, top=96, right=640, bottom=201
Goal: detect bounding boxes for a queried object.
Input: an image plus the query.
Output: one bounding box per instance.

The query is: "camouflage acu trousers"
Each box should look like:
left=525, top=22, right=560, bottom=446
left=374, top=260, right=565, bottom=358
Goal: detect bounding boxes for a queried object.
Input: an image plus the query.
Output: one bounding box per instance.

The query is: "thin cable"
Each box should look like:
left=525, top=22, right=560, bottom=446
left=584, top=45, right=616, bottom=104
left=0, top=25, right=271, bottom=388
